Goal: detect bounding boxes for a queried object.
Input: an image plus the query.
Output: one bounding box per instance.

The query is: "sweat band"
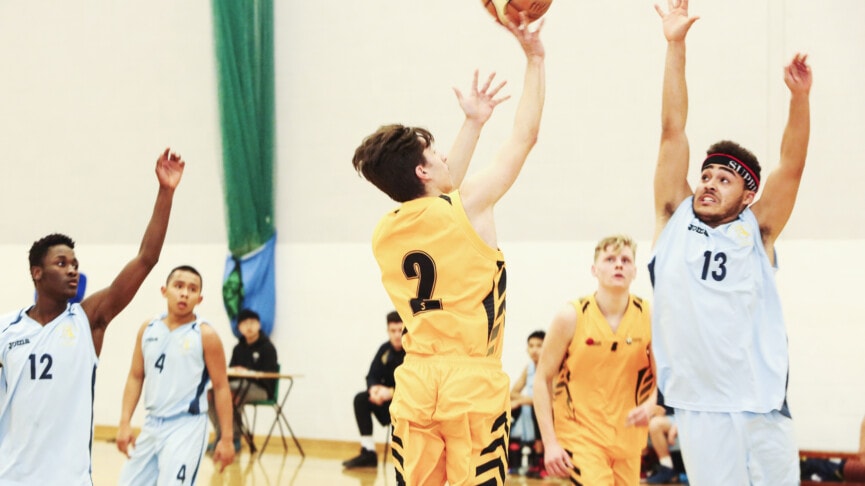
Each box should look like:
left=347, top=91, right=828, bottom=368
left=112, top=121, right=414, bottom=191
left=702, top=153, right=759, bottom=191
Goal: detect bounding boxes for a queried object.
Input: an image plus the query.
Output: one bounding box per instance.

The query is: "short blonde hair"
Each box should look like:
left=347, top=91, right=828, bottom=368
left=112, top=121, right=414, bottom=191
left=593, top=235, right=637, bottom=261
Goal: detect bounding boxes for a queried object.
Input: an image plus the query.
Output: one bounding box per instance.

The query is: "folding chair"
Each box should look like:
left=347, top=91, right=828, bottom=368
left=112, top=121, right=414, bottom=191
left=243, top=365, right=305, bottom=456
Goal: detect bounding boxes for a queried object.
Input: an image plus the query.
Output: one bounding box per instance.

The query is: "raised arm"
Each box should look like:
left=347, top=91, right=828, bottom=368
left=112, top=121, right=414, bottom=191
left=533, top=304, right=575, bottom=479
left=82, top=148, right=184, bottom=355
left=446, top=70, right=510, bottom=187
left=751, top=54, right=812, bottom=251
left=653, top=0, right=699, bottom=241
left=460, top=14, right=545, bottom=219
left=116, top=323, right=147, bottom=457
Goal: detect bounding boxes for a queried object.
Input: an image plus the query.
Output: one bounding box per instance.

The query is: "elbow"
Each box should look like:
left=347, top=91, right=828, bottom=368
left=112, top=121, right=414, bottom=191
left=520, top=128, right=540, bottom=149
left=659, top=124, right=686, bottom=145
left=138, top=253, right=160, bottom=270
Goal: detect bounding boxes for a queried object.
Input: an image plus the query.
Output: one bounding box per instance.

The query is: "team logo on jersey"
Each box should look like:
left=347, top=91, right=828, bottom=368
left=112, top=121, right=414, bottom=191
left=182, top=336, right=192, bottom=353
left=61, top=324, right=77, bottom=346
left=728, top=222, right=752, bottom=246
left=688, top=223, right=708, bottom=237
left=8, top=338, right=30, bottom=350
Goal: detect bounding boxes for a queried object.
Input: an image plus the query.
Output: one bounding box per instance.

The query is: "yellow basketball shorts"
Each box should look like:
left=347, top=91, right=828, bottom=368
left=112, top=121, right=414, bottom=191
left=389, top=355, right=510, bottom=486
left=554, top=415, right=644, bottom=485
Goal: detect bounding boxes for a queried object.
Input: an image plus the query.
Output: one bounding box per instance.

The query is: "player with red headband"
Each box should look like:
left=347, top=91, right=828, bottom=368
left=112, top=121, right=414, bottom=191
left=647, top=0, right=812, bottom=484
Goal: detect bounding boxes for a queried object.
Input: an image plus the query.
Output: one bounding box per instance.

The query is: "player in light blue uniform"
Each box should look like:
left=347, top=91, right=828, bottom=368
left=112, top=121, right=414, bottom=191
left=117, top=265, right=235, bottom=485
left=650, top=1, right=812, bottom=484
left=0, top=148, right=184, bottom=486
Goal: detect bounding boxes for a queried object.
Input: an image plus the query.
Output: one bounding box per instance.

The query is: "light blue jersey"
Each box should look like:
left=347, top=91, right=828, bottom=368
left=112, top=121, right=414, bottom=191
left=649, top=197, right=789, bottom=414
left=512, top=361, right=536, bottom=441
left=141, top=315, right=209, bottom=417
left=119, top=315, right=211, bottom=486
left=0, top=304, right=97, bottom=485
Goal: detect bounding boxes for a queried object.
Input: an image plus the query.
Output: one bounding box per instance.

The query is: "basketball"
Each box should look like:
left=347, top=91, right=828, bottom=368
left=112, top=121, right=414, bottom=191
left=844, top=459, right=865, bottom=482
left=482, top=0, right=553, bottom=25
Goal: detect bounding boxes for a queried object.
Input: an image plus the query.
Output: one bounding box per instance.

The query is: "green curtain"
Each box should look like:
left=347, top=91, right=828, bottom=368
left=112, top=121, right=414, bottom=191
left=212, top=0, right=275, bottom=255
left=212, top=0, right=277, bottom=335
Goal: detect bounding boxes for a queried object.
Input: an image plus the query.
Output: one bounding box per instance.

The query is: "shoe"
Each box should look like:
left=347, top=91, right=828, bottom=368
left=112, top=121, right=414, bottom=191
left=342, top=448, right=378, bottom=468
left=646, top=464, right=679, bottom=484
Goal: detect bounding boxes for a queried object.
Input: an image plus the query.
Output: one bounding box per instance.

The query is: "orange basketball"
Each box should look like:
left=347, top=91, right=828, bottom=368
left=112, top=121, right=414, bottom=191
left=482, top=0, right=552, bottom=25
left=844, top=459, right=865, bottom=481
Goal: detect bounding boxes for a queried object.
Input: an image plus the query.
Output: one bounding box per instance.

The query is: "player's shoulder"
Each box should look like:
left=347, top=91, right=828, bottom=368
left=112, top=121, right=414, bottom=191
left=0, top=308, right=30, bottom=338
left=0, top=308, right=23, bottom=326
left=197, top=320, right=225, bottom=344
left=630, top=295, right=650, bottom=313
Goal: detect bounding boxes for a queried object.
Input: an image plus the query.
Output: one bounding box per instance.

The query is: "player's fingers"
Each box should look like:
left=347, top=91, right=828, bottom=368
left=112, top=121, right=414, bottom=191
left=480, top=71, right=495, bottom=93
left=488, top=80, right=507, bottom=97
left=491, top=94, right=511, bottom=107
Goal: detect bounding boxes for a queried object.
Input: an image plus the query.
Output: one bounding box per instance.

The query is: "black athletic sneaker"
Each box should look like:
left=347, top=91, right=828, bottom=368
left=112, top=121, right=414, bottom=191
left=647, top=464, right=679, bottom=484
left=342, top=448, right=378, bottom=468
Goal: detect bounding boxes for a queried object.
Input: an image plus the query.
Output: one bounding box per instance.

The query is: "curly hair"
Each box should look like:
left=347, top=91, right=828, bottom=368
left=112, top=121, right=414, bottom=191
left=29, top=233, right=75, bottom=268
left=706, top=140, right=762, bottom=184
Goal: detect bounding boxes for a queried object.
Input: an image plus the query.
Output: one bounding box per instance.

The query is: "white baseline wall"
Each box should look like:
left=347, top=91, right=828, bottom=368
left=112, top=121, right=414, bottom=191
left=1, top=0, right=864, bottom=452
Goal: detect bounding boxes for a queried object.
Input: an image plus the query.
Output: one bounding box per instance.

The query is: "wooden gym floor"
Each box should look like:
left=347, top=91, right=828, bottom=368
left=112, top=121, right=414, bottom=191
left=87, top=436, right=718, bottom=485
left=90, top=435, right=584, bottom=485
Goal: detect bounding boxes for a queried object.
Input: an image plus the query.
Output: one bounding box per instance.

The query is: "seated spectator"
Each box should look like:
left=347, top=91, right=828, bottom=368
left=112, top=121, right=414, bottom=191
left=342, top=311, right=405, bottom=469
left=646, top=391, right=686, bottom=484
left=207, top=308, right=279, bottom=452
left=798, top=414, right=865, bottom=482
left=508, top=330, right=546, bottom=477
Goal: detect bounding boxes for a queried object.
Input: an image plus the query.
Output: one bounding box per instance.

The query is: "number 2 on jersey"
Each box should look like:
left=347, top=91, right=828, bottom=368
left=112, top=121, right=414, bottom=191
left=403, top=251, right=443, bottom=314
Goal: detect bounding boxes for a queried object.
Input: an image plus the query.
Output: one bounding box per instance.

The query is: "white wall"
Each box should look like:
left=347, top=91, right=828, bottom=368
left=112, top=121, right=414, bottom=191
left=1, top=0, right=864, bottom=452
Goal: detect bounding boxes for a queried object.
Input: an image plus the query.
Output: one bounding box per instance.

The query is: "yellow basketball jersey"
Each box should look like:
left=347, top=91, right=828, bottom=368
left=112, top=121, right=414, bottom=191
left=553, top=295, right=654, bottom=457
left=372, top=191, right=506, bottom=358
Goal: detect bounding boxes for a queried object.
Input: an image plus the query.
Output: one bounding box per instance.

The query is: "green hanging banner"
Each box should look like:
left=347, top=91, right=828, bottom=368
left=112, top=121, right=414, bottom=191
left=212, top=0, right=277, bottom=335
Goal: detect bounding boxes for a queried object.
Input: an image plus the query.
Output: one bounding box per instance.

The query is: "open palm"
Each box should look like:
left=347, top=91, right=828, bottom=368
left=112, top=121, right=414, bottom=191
left=655, top=0, right=699, bottom=42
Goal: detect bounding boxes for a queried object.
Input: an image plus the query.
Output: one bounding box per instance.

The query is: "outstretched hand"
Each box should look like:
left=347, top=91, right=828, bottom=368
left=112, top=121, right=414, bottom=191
left=655, top=0, right=699, bottom=42
left=784, top=53, right=812, bottom=95
left=504, top=13, right=545, bottom=60
left=155, top=147, right=185, bottom=190
left=453, top=70, right=509, bottom=125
